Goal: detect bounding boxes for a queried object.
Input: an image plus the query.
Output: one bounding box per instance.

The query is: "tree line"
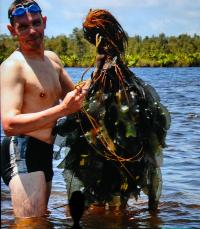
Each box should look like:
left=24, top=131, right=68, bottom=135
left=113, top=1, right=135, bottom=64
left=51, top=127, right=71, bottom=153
left=0, top=28, right=200, bottom=67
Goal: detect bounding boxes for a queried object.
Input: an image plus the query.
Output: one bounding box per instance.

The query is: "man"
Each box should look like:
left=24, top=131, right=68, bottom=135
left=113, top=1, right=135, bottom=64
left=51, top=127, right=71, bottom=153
left=0, top=0, right=89, bottom=217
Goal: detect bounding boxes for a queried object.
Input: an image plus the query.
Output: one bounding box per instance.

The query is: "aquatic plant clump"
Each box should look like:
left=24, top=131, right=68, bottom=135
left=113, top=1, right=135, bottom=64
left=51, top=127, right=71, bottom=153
left=55, top=9, right=171, bottom=210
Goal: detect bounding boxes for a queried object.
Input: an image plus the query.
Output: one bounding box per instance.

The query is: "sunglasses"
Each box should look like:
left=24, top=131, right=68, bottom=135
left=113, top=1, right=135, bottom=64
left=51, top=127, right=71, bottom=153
left=9, top=3, right=42, bottom=19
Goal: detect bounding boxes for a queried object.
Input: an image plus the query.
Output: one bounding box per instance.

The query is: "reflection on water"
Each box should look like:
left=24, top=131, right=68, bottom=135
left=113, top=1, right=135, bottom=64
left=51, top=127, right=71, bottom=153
left=9, top=217, right=54, bottom=228
left=1, top=67, right=200, bottom=228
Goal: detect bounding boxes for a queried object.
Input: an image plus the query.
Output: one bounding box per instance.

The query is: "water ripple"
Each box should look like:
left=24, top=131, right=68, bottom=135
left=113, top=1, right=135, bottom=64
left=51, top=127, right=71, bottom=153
left=1, top=67, right=200, bottom=228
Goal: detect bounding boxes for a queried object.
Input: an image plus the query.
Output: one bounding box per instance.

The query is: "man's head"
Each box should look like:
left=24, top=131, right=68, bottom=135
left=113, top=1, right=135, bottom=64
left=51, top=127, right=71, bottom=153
left=8, top=0, right=42, bottom=25
left=7, top=0, right=46, bottom=51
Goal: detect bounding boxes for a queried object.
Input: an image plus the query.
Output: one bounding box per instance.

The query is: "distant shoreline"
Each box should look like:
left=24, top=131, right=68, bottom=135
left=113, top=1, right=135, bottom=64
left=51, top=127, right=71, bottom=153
left=1, top=32, right=200, bottom=67
left=61, top=63, right=200, bottom=68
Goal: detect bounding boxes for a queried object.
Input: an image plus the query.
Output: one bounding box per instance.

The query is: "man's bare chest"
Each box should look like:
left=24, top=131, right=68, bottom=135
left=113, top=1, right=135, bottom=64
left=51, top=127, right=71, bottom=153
left=22, top=60, right=62, bottom=105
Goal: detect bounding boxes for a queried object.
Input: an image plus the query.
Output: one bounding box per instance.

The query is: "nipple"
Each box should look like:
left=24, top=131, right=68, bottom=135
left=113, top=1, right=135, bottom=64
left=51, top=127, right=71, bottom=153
left=40, top=92, right=46, bottom=98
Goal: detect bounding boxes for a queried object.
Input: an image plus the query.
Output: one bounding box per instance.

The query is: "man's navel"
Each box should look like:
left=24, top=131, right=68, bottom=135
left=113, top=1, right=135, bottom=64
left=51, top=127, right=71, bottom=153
left=39, top=92, right=46, bottom=98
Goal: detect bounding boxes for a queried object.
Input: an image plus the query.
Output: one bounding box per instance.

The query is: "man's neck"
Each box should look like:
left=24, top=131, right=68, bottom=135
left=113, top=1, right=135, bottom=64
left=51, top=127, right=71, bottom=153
left=18, top=46, right=45, bottom=60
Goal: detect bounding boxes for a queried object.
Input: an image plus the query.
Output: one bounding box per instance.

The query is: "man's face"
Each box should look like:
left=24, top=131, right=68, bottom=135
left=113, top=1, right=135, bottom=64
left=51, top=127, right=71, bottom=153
left=8, top=12, right=46, bottom=51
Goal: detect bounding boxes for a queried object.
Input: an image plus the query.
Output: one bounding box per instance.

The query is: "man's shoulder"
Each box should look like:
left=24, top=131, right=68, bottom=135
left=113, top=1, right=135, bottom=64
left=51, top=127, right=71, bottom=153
left=1, top=51, right=24, bottom=78
left=1, top=51, right=25, bottom=70
left=45, top=50, right=62, bottom=66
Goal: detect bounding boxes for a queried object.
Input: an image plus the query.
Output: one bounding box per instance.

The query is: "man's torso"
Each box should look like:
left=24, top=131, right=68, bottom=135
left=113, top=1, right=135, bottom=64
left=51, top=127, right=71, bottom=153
left=10, top=50, right=62, bottom=143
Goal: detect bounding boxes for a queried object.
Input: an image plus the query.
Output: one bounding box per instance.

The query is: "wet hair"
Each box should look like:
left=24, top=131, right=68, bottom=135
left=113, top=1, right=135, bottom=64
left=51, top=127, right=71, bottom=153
left=8, top=0, right=41, bottom=25
left=83, top=9, right=128, bottom=57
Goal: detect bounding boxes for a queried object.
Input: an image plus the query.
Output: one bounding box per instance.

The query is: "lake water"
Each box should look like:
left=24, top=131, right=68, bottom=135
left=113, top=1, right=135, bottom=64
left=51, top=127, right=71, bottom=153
left=1, top=67, right=200, bottom=228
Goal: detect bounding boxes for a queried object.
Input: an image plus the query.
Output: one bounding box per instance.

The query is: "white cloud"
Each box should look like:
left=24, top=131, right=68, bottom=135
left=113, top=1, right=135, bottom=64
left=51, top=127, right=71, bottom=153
left=147, top=11, right=200, bottom=36
left=148, top=18, right=171, bottom=32
left=62, top=11, right=85, bottom=21
left=55, top=0, right=161, bottom=9
left=37, top=0, right=53, bottom=11
left=59, top=0, right=123, bottom=7
left=1, top=0, right=199, bottom=37
left=185, top=10, right=200, bottom=18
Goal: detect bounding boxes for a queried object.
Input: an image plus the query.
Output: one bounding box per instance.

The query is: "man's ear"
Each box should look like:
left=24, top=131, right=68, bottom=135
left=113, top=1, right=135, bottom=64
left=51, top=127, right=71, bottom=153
left=42, top=16, right=47, bottom=29
left=7, top=24, right=17, bottom=37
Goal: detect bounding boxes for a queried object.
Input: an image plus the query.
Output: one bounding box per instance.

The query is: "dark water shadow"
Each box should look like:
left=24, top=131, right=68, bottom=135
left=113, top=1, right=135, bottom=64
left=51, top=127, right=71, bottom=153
left=80, top=204, right=163, bottom=229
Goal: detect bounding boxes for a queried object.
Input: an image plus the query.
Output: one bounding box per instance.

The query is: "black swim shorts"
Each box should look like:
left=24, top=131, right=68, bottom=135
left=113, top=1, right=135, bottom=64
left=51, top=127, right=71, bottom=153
left=1, top=136, right=54, bottom=186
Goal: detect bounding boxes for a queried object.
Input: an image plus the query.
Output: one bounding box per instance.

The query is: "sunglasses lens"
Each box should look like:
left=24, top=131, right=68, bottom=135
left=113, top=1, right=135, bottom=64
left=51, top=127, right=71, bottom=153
left=28, top=4, right=41, bottom=13
left=10, top=4, right=41, bottom=18
left=12, top=7, right=26, bottom=17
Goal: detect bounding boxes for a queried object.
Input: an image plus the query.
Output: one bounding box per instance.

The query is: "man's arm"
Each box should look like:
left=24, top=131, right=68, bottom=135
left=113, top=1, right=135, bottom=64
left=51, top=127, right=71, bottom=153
left=52, top=52, right=91, bottom=99
left=0, top=59, right=87, bottom=136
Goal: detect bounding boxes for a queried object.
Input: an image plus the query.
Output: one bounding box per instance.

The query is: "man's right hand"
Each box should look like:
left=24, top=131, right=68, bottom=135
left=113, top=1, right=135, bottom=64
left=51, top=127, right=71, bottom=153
left=61, top=80, right=90, bottom=115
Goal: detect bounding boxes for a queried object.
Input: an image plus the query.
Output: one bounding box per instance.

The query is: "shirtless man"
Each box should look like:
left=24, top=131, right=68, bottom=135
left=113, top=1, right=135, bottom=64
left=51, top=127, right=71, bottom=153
left=0, top=0, right=89, bottom=218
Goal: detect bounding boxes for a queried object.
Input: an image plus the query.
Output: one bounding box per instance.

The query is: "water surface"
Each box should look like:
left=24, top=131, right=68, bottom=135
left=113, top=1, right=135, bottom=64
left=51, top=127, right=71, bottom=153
left=1, top=67, right=200, bottom=228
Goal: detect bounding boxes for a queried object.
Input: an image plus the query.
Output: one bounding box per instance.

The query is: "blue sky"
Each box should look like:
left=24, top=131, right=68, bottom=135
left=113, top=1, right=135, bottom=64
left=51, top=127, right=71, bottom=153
left=1, top=0, right=200, bottom=37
